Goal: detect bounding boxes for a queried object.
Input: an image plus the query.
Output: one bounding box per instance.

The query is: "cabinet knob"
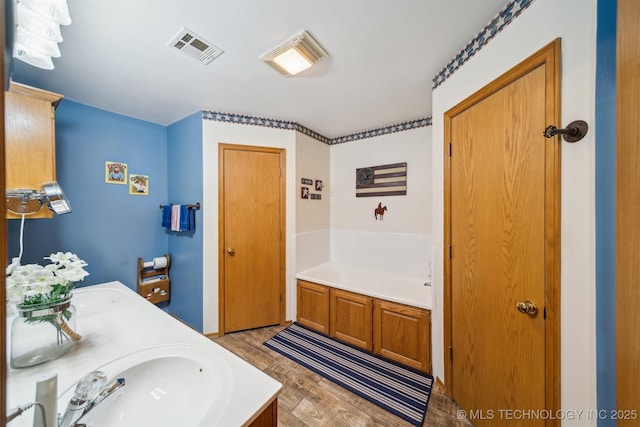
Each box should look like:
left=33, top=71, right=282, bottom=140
left=226, top=248, right=235, bottom=256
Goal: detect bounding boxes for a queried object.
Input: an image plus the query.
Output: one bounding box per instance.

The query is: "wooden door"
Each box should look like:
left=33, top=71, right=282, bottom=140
left=219, top=144, right=285, bottom=333
left=444, top=40, right=560, bottom=426
left=616, top=0, right=640, bottom=421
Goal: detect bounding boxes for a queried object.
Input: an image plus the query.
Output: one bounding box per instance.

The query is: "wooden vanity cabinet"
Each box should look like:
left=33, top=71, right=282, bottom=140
left=296, top=280, right=330, bottom=334
left=248, top=398, right=278, bottom=426
left=5, top=81, right=63, bottom=219
left=330, top=288, right=373, bottom=351
left=373, top=300, right=431, bottom=372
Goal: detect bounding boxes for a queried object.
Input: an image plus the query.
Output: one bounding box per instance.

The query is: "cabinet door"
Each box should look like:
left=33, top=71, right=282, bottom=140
left=296, top=280, right=330, bottom=334
left=373, top=300, right=431, bottom=372
left=330, top=289, right=373, bottom=350
left=5, top=82, right=62, bottom=219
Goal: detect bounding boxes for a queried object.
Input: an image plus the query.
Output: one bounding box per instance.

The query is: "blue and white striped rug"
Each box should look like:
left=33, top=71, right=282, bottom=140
left=264, top=323, right=433, bottom=426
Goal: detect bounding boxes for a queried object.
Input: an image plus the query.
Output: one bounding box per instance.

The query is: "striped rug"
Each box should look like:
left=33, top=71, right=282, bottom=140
left=264, top=323, right=433, bottom=426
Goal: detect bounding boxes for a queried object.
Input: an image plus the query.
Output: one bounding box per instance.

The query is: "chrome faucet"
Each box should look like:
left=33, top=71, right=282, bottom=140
left=58, top=371, right=126, bottom=427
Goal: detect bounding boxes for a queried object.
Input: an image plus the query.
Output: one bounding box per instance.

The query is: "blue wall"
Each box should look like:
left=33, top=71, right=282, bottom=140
left=7, top=100, right=169, bottom=292
left=165, top=112, right=204, bottom=331
left=595, top=0, right=616, bottom=423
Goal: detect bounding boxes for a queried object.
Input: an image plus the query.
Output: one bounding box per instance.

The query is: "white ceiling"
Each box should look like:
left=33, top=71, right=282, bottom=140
left=11, top=0, right=507, bottom=138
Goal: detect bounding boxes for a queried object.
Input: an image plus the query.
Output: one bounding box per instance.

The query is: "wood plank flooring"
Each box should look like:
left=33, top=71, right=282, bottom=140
left=212, top=325, right=473, bottom=427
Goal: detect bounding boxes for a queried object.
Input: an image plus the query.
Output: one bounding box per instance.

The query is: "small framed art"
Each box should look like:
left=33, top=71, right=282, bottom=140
left=129, top=174, right=149, bottom=195
left=105, top=161, right=127, bottom=184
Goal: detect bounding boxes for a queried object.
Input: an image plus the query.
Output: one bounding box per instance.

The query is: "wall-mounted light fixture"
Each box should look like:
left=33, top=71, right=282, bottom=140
left=260, top=30, right=328, bottom=76
left=13, top=0, right=72, bottom=70
left=6, top=181, right=72, bottom=215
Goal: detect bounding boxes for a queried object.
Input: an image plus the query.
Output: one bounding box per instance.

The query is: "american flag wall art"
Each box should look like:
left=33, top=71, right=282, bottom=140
left=355, top=162, right=407, bottom=197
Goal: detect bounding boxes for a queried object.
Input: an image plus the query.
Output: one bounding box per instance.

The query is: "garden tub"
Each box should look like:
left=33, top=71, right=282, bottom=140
left=295, top=262, right=432, bottom=310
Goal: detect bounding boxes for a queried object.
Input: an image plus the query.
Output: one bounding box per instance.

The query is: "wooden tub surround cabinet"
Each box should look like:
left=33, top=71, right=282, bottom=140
left=297, top=279, right=432, bottom=373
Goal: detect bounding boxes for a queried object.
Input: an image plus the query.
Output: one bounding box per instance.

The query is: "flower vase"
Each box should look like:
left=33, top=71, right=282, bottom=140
left=10, top=297, right=82, bottom=369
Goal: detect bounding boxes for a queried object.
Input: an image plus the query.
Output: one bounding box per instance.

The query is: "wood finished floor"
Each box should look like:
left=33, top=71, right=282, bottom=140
left=212, top=325, right=473, bottom=427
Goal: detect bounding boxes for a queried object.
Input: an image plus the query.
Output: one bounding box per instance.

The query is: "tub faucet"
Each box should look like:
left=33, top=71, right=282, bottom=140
left=58, top=371, right=126, bottom=427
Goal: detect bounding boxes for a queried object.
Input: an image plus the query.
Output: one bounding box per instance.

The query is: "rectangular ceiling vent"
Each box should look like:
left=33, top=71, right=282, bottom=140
left=168, top=27, right=223, bottom=65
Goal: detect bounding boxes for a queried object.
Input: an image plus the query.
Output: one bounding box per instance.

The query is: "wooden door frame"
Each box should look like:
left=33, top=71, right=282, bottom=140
left=443, top=39, right=561, bottom=420
left=217, top=143, right=286, bottom=335
left=616, top=0, right=640, bottom=420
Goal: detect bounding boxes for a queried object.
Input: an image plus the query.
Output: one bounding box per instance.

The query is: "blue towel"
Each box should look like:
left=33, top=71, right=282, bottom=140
left=161, top=205, right=172, bottom=229
left=189, top=205, right=196, bottom=231
left=179, top=204, right=189, bottom=231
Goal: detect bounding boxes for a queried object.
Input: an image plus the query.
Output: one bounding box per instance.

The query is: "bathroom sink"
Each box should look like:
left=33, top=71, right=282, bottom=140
left=72, top=287, right=126, bottom=316
left=58, top=344, right=232, bottom=426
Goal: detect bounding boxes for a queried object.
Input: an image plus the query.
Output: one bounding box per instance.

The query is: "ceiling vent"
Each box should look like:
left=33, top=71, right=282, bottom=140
left=168, top=27, right=223, bottom=65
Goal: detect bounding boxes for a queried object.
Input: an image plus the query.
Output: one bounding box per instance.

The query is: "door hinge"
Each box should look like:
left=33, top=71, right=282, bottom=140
left=448, top=142, right=452, bottom=156
left=544, top=306, right=547, bottom=319
left=449, top=346, right=453, bottom=361
left=448, top=245, right=452, bottom=259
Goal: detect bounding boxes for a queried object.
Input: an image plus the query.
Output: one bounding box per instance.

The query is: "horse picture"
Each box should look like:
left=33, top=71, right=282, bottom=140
left=374, top=202, right=387, bottom=220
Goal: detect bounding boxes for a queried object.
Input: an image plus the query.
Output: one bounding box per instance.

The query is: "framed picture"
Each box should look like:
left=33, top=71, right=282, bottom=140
left=129, top=174, right=149, bottom=195
left=301, top=187, right=309, bottom=199
left=315, top=180, right=323, bottom=191
left=105, top=161, right=127, bottom=184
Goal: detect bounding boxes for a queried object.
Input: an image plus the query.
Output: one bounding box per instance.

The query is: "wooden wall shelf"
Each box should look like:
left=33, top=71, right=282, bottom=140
left=137, top=254, right=170, bottom=304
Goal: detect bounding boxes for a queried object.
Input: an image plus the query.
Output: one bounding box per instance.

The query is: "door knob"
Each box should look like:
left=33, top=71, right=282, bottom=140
left=226, top=248, right=235, bottom=256
left=516, top=300, right=538, bottom=315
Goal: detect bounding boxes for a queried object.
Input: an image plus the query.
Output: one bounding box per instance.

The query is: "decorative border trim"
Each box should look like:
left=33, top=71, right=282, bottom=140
left=432, top=0, right=535, bottom=89
left=202, top=110, right=431, bottom=145
left=202, top=110, right=297, bottom=130
left=330, top=117, right=432, bottom=145
left=295, top=123, right=331, bottom=145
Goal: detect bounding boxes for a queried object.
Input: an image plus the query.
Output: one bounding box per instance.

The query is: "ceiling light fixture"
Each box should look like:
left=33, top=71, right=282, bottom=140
left=260, top=30, right=328, bottom=76
left=13, top=0, right=72, bottom=70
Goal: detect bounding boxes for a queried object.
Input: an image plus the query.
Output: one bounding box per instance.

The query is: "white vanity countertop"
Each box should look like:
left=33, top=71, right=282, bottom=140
left=6, top=281, right=282, bottom=427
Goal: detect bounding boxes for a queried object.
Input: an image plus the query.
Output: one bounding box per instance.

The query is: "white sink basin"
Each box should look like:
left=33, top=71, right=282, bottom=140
left=73, top=287, right=126, bottom=316
left=58, top=345, right=233, bottom=426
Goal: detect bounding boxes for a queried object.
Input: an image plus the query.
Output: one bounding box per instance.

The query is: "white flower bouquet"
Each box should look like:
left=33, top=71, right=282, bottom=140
left=6, top=252, right=89, bottom=307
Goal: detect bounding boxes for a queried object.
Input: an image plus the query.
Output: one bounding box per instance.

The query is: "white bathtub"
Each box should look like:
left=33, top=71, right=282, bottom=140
left=295, top=262, right=433, bottom=310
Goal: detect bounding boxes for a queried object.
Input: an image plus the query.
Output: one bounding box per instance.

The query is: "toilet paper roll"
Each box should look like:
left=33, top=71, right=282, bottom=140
left=153, top=256, right=167, bottom=269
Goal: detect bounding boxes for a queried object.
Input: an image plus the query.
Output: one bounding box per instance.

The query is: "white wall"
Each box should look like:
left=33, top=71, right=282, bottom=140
left=330, top=126, right=432, bottom=233
left=328, top=126, right=434, bottom=304
left=202, top=121, right=298, bottom=334
left=431, top=0, right=597, bottom=423
left=294, top=133, right=331, bottom=320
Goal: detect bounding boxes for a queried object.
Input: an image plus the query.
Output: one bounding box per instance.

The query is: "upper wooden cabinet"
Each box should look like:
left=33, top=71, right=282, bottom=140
left=5, top=82, right=63, bottom=219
